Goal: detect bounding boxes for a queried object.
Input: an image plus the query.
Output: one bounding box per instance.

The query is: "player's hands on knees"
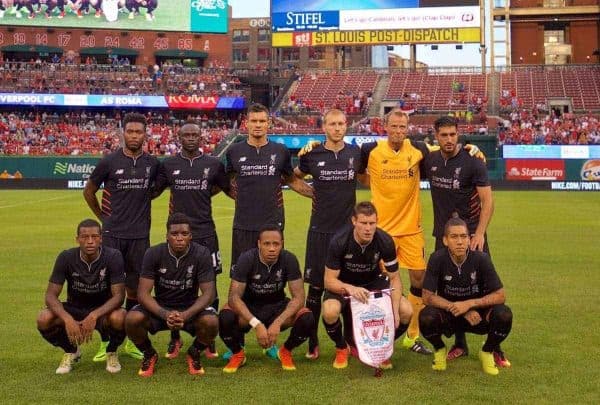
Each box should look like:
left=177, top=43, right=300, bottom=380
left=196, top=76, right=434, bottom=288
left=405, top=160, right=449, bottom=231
left=255, top=323, right=270, bottom=349
left=469, top=233, right=485, bottom=251
left=64, top=317, right=83, bottom=346
left=267, top=322, right=281, bottom=347
left=448, top=301, right=471, bottom=317
left=80, top=313, right=97, bottom=343
left=463, top=310, right=482, bottom=326
left=166, top=311, right=184, bottom=330
left=347, top=285, right=370, bottom=304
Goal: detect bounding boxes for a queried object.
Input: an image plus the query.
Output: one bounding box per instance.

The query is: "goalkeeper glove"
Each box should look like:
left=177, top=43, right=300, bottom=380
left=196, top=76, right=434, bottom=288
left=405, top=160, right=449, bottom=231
left=298, top=140, right=321, bottom=157
left=464, top=144, right=486, bottom=163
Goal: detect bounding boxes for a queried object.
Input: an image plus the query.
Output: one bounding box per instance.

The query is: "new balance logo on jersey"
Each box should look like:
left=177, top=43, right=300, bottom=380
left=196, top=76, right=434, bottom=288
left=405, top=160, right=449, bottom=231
left=444, top=275, right=452, bottom=281
left=253, top=274, right=261, bottom=280
left=72, top=272, right=80, bottom=277
left=431, top=166, right=438, bottom=172
left=344, top=254, right=353, bottom=259
left=159, top=268, right=167, bottom=274
left=172, top=170, right=181, bottom=175
left=239, top=157, right=247, bottom=162
left=115, top=169, right=124, bottom=175
left=317, top=161, right=325, bottom=167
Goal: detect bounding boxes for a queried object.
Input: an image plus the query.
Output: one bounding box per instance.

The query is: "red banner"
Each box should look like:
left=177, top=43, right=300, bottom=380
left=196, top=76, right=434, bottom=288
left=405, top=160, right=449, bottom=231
left=165, top=95, right=219, bottom=110
left=505, top=159, right=565, bottom=181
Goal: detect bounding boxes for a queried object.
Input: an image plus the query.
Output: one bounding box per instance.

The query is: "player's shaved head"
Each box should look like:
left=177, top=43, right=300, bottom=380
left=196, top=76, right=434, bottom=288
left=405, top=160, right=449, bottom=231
left=323, top=109, right=346, bottom=124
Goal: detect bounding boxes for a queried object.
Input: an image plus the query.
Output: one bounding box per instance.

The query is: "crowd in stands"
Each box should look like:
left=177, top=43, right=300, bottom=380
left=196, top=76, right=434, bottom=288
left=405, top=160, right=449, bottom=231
left=498, top=110, right=600, bottom=145
left=279, top=90, right=373, bottom=116
left=0, top=110, right=238, bottom=156
left=0, top=58, right=245, bottom=96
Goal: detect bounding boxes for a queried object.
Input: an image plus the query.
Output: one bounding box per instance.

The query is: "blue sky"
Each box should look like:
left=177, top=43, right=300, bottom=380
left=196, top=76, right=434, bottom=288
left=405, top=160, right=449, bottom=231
left=228, top=0, right=489, bottom=67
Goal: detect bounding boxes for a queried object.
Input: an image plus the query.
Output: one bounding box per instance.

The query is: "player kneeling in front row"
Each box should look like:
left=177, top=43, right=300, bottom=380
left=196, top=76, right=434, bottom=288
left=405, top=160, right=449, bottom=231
left=322, top=202, right=413, bottom=370
left=125, top=213, right=218, bottom=377
left=219, top=225, right=315, bottom=373
left=419, top=218, right=513, bottom=375
left=37, top=219, right=127, bottom=374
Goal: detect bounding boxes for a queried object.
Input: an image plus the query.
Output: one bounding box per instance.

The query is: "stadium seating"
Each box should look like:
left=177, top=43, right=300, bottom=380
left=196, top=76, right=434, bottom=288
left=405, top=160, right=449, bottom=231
left=499, top=66, right=600, bottom=111
left=0, top=61, right=244, bottom=96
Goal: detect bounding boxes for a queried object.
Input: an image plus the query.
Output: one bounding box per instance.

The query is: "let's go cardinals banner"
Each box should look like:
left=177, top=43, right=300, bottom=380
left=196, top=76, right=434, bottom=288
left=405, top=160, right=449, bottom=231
left=350, top=290, right=395, bottom=368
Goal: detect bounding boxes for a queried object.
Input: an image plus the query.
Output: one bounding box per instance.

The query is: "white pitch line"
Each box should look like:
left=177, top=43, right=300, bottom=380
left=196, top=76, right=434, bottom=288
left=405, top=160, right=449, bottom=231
left=0, top=195, right=72, bottom=209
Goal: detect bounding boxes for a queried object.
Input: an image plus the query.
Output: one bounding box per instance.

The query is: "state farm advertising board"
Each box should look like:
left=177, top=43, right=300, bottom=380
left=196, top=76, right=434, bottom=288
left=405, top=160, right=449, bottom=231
left=505, top=159, right=565, bottom=181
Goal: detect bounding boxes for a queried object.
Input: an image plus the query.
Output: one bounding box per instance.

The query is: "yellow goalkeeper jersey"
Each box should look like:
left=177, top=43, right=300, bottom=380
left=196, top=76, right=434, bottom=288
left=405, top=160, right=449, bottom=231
left=361, top=139, right=430, bottom=236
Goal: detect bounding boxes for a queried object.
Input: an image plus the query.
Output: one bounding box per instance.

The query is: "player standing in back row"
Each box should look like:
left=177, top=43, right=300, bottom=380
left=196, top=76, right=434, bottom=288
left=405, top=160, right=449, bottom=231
left=293, top=108, right=366, bottom=359
left=84, top=112, right=159, bottom=361
left=154, top=121, right=231, bottom=360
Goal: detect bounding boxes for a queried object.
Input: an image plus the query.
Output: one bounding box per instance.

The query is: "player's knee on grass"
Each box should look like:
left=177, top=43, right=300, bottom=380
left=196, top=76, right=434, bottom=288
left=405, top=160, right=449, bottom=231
left=321, top=299, right=342, bottom=324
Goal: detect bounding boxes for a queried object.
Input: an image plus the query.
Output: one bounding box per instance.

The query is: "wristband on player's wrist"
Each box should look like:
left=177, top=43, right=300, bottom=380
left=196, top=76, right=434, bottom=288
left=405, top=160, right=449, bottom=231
left=159, top=308, right=169, bottom=320
left=249, top=316, right=262, bottom=329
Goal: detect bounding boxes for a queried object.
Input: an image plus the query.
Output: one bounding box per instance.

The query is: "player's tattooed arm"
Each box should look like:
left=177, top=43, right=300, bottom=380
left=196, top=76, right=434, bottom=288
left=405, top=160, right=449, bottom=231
left=470, top=288, right=505, bottom=309
left=285, top=174, right=314, bottom=198
left=422, top=289, right=454, bottom=312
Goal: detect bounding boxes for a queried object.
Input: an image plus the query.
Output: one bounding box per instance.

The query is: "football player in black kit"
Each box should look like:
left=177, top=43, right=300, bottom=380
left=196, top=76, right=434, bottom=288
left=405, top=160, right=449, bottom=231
left=218, top=225, right=315, bottom=373
left=419, top=218, right=512, bottom=375
left=84, top=112, right=159, bottom=361
left=37, top=219, right=126, bottom=374
left=154, top=121, right=230, bottom=360
left=293, top=108, right=366, bottom=360
left=125, top=213, right=218, bottom=377
left=224, top=103, right=312, bottom=359
left=422, top=116, right=509, bottom=367
left=322, top=202, right=413, bottom=370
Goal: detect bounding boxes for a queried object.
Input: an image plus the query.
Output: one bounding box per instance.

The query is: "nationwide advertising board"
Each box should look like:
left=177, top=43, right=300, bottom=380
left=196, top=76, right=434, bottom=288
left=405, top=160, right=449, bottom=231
left=271, top=0, right=481, bottom=46
left=0, top=0, right=228, bottom=33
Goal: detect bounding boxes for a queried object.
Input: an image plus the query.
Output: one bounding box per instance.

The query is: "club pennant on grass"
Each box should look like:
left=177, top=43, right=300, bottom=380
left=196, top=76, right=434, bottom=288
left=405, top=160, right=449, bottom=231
left=350, top=289, right=394, bottom=368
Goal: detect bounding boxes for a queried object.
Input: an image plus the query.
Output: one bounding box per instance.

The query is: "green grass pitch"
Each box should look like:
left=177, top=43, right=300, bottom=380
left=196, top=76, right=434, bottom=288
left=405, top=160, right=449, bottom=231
left=0, top=189, right=598, bottom=404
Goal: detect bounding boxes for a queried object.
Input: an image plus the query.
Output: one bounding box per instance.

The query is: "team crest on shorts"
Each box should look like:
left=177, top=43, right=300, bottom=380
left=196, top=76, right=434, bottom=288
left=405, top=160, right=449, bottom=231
left=358, top=305, right=391, bottom=348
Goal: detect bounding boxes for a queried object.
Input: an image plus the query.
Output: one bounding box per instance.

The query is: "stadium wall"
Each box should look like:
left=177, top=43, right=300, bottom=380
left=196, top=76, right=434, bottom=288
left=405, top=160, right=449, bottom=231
left=2, top=157, right=599, bottom=191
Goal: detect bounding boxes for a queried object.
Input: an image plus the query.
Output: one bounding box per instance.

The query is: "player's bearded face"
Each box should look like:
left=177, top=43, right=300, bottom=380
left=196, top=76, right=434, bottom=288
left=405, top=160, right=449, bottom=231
left=435, top=126, right=459, bottom=154
left=167, top=224, right=192, bottom=254
left=443, top=225, right=470, bottom=258
left=352, top=213, right=377, bottom=245
left=385, top=115, right=408, bottom=148
left=258, top=231, right=283, bottom=264
left=247, top=112, right=269, bottom=139
left=77, top=227, right=102, bottom=257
